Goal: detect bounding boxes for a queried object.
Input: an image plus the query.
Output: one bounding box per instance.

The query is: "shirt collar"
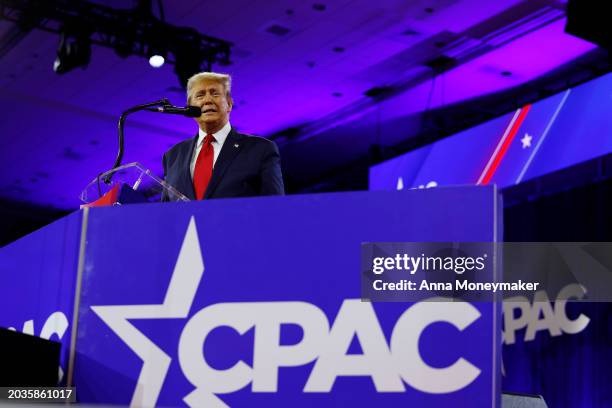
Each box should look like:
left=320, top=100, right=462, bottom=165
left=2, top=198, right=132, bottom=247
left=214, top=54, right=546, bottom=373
left=197, top=121, right=231, bottom=147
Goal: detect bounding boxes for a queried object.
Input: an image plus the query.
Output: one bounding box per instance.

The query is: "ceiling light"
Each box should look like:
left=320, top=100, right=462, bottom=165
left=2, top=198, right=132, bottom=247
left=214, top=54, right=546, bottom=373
left=146, top=31, right=167, bottom=69
left=3, top=1, right=233, bottom=88
left=53, top=28, right=91, bottom=74
left=149, top=54, right=165, bottom=68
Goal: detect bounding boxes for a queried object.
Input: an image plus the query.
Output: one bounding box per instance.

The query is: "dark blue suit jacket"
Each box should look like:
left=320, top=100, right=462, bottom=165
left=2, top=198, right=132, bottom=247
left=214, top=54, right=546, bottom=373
left=162, top=128, right=284, bottom=200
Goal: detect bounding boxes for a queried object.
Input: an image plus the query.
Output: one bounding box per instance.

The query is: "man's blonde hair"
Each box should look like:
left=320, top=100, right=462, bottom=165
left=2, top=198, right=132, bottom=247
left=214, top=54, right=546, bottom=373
left=186, top=72, right=232, bottom=104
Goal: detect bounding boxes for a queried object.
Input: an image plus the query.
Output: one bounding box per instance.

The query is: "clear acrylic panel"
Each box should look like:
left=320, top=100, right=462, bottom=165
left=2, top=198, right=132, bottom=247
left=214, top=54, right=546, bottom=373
left=80, top=162, right=189, bottom=204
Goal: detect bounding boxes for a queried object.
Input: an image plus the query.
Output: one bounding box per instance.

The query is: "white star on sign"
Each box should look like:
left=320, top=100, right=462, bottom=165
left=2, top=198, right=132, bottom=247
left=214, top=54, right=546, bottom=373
left=521, top=133, right=532, bottom=149
left=396, top=177, right=404, bottom=190
left=91, top=217, right=205, bottom=408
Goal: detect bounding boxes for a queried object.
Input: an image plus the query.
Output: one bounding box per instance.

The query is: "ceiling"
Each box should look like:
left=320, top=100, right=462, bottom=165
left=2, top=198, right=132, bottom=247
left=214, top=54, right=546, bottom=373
left=0, top=0, right=597, bottom=209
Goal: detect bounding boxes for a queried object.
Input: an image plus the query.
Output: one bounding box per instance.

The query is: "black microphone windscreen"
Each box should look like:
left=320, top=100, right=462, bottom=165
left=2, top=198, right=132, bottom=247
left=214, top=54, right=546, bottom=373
left=186, top=106, right=202, bottom=117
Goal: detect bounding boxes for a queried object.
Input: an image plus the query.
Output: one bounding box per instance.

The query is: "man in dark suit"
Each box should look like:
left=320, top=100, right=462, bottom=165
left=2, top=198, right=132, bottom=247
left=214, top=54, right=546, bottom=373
left=162, top=72, right=284, bottom=200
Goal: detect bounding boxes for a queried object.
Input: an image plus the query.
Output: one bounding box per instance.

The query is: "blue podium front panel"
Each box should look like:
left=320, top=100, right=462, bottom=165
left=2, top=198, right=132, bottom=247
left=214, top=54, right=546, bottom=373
left=0, top=210, right=82, bottom=379
left=74, top=187, right=501, bottom=407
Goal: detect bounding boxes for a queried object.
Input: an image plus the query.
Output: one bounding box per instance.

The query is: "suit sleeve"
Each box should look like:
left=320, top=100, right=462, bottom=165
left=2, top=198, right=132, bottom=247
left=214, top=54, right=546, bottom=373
left=259, top=140, right=285, bottom=196
left=161, top=152, right=170, bottom=202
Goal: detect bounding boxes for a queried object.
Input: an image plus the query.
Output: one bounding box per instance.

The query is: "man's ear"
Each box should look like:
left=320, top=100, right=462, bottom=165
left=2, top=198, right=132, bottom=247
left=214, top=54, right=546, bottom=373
left=227, top=96, right=233, bottom=112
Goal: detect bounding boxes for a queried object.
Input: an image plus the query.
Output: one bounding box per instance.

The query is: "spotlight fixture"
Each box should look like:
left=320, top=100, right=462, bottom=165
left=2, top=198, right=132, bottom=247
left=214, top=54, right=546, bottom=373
left=172, top=49, right=205, bottom=88
left=147, top=42, right=167, bottom=68
left=146, top=24, right=168, bottom=68
left=53, top=27, right=91, bottom=74
left=148, top=54, right=165, bottom=68
left=113, top=36, right=135, bottom=59
left=169, top=26, right=230, bottom=88
left=2, top=0, right=233, bottom=88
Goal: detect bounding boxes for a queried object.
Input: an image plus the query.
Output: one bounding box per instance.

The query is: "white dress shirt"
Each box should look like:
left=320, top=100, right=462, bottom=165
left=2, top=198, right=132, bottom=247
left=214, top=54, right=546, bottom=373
left=190, top=121, right=231, bottom=180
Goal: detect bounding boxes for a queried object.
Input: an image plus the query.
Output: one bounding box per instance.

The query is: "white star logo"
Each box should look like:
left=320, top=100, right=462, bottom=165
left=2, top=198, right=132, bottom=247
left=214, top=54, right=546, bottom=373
left=91, top=217, right=204, bottom=407
left=520, top=133, right=532, bottom=149
left=396, top=177, right=404, bottom=190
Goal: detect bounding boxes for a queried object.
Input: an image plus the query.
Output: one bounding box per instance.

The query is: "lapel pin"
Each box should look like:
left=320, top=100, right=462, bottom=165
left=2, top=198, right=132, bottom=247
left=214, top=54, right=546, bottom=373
left=234, top=143, right=239, bottom=148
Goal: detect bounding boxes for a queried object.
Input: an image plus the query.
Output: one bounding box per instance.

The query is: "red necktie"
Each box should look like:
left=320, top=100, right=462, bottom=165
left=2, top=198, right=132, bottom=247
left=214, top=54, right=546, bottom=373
left=193, top=134, right=215, bottom=200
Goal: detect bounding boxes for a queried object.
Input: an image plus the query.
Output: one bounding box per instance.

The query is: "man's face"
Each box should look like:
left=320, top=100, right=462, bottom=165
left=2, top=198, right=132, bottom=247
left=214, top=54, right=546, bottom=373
left=190, top=79, right=233, bottom=132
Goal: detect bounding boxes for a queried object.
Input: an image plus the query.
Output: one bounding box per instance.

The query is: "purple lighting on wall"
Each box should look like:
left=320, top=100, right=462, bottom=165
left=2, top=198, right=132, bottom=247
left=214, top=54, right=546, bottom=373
left=380, top=19, right=596, bottom=123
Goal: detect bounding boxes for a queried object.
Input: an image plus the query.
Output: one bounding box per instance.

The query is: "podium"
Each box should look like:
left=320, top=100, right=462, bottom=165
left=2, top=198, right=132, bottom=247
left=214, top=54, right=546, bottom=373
left=0, top=186, right=502, bottom=407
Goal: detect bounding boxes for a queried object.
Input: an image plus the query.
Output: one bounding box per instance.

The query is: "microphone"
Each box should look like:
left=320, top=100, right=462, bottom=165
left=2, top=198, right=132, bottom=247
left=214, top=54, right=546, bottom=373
left=146, top=105, right=202, bottom=117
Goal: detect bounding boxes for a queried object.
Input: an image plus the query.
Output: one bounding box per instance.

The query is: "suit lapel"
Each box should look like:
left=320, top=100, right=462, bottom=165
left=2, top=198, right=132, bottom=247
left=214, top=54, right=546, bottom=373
left=180, top=134, right=199, bottom=200
left=205, top=128, right=244, bottom=198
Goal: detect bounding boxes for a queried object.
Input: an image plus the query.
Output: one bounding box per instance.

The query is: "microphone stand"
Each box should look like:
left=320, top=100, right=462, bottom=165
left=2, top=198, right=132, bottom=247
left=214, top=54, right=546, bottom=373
left=101, top=98, right=171, bottom=187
